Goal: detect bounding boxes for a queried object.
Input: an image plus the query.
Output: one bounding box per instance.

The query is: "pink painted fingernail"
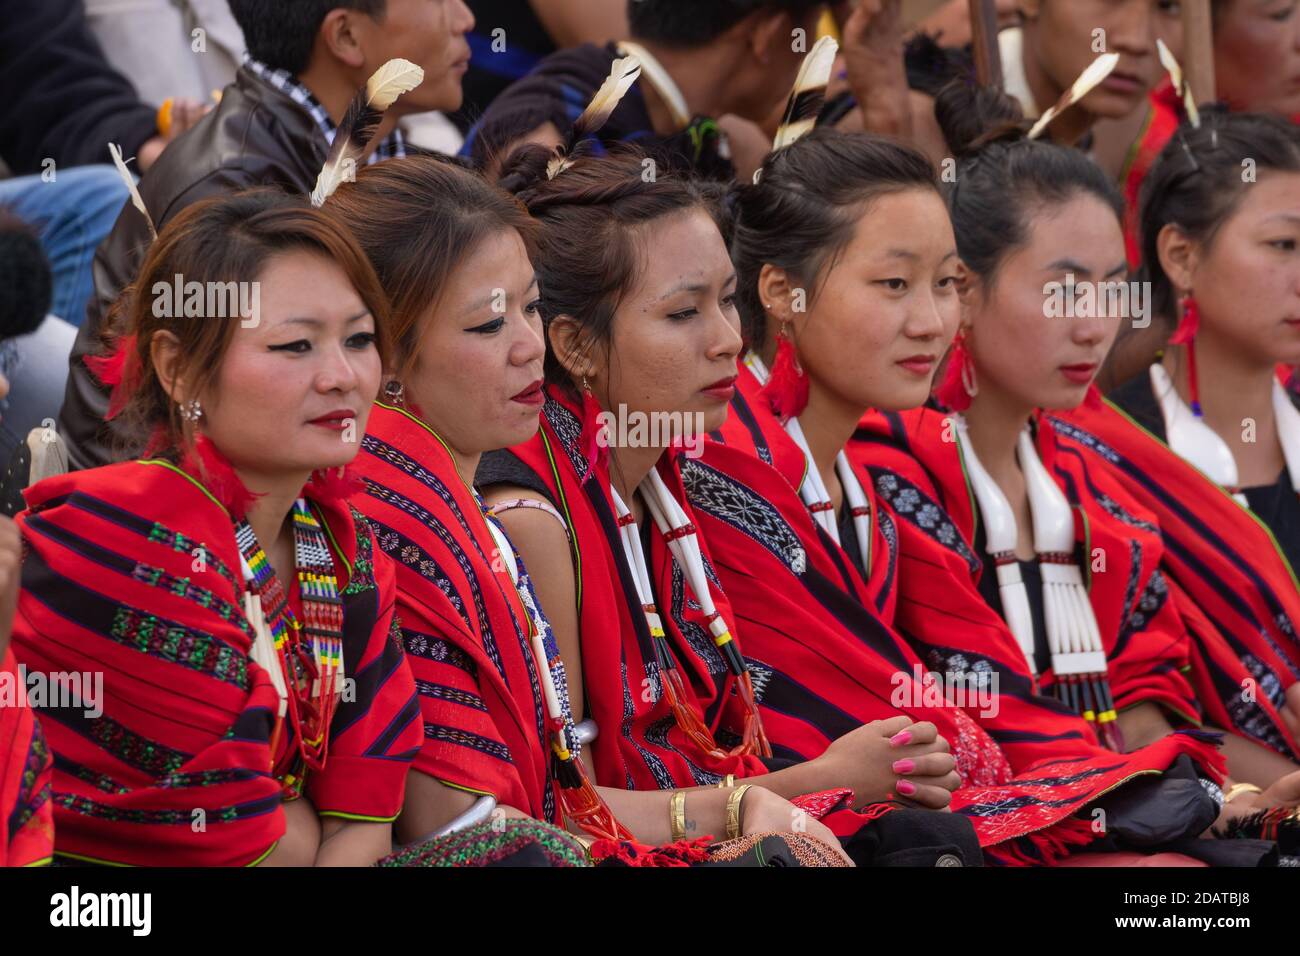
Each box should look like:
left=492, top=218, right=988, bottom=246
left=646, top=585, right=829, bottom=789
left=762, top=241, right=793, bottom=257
left=892, top=759, right=915, bottom=774
left=890, top=730, right=912, bottom=746
left=896, top=779, right=917, bottom=796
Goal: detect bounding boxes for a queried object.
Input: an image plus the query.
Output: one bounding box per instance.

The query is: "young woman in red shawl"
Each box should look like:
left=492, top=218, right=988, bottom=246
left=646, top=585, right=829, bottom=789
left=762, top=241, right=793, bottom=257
left=1, top=512, right=52, bottom=867
left=1107, top=0, right=1300, bottom=387
left=474, top=147, right=987, bottom=865
left=327, top=156, right=845, bottom=858
left=695, top=124, right=1263, bottom=863
left=851, top=84, right=1300, bottom=839
left=10, top=190, right=423, bottom=866
left=1120, top=0, right=1300, bottom=269
left=1073, top=111, right=1300, bottom=784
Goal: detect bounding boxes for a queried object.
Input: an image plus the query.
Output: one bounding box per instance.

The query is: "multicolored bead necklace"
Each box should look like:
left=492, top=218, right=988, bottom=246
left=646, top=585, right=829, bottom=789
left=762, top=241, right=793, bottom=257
left=235, top=498, right=346, bottom=795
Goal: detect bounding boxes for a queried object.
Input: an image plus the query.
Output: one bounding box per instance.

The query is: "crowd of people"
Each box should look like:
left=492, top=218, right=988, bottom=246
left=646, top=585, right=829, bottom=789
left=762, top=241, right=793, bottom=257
left=2, top=0, right=1300, bottom=869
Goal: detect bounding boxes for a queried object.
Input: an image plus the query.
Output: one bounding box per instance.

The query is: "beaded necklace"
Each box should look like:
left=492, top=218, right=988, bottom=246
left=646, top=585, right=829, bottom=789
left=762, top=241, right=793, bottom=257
left=235, top=498, right=345, bottom=795
left=482, top=503, right=631, bottom=842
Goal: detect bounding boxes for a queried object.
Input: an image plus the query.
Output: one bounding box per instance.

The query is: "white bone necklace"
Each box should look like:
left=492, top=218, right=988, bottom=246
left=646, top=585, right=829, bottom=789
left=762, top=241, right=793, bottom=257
left=953, top=414, right=1122, bottom=749
left=745, top=353, right=872, bottom=576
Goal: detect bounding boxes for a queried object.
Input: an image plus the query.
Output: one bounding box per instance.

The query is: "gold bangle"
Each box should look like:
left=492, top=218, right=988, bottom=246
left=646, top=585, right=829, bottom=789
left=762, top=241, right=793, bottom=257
left=716, top=774, right=736, bottom=790
left=726, top=784, right=752, bottom=841
left=1224, top=782, right=1263, bottom=803
left=670, top=790, right=687, bottom=842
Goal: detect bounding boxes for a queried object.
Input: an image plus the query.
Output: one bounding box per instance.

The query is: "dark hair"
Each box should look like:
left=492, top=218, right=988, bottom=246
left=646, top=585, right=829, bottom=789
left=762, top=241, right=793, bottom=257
left=904, top=32, right=975, bottom=98
left=628, top=0, right=823, bottom=48
left=0, top=210, right=51, bottom=339
left=724, top=128, right=940, bottom=349
left=106, top=188, right=391, bottom=455
left=229, top=0, right=386, bottom=75
left=326, top=155, right=538, bottom=384
left=499, top=145, right=723, bottom=386
left=1139, top=110, right=1300, bottom=323
left=935, top=80, right=1123, bottom=285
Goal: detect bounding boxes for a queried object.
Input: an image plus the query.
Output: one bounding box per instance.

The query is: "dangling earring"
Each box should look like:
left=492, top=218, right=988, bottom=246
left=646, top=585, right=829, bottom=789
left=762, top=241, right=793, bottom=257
left=383, top=380, right=405, bottom=407
left=936, top=329, right=977, bottom=412
left=761, top=320, right=809, bottom=422
left=180, top=398, right=203, bottom=423
left=579, top=374, right=608, bottom=477
left=1170, top=293, right=1203, bottom=418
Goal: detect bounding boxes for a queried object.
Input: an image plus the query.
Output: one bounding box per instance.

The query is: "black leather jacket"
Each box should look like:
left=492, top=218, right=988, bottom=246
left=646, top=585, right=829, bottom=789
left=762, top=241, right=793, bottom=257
left=57, top=65, right=330, bottom=470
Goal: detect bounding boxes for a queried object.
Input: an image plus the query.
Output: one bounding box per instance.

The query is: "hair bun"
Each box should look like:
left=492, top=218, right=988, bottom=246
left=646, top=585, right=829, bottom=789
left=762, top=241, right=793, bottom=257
left=496, top=143, right=556, bottom=197
left=934, top=79, right=1028, bottom=159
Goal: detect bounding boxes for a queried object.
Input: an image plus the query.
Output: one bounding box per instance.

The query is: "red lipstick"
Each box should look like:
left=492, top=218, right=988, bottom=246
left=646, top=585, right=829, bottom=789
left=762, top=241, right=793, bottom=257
left=511, top=380, right=545, bottom=406
left=308, top=409, right=356, bottom=431
left=701, top=375, right=737, bottom=401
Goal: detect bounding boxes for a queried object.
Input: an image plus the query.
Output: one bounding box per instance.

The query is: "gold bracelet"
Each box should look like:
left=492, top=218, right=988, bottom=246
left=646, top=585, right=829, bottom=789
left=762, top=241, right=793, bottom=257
left=670, top=790, right=687, bottom=842
left=716, top=774, right=736, bottom=790
left=725, top=784, right=752, bottom=841
left=1224, top=782, right=1263, bottom=804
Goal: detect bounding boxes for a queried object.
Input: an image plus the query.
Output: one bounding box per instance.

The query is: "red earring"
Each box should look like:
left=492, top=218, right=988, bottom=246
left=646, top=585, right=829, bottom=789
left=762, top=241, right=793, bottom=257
left=761, top=324, right=809, bottom=422
left=936, top=330, right=977, bottom=412
left=579, top=376, right=608, bottom=478
left=1170, top=294, right=1202, bottom=417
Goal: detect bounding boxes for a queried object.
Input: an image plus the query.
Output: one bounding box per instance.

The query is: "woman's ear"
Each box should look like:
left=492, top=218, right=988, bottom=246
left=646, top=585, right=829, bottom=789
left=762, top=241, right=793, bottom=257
left=955, top=261, right=982, bottom=306
left=546, top=314, right=593, bottom=382
left=758, top=264, right=801, bottom=328
left=149, top=330, right=186, bottom=405
left=1156, top=223, right=1197, bottom=297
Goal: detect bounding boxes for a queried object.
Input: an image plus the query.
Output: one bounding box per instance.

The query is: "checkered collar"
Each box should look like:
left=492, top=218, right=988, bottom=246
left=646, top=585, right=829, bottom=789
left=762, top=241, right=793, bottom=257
left=243, top=56, right=406, bottom=161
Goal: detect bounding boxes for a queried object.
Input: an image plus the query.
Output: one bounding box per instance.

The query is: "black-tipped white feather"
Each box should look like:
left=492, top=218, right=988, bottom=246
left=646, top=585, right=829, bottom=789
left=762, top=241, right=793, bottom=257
left=772, top=35, right=839, bottom=152
left=311, top=58, right=424, bottom=206
left=548, top=55, right=642, bottom=179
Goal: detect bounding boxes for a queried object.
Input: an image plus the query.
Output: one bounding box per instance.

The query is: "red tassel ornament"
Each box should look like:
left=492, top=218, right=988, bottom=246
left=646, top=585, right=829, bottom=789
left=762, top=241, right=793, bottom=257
left=761, top=334, right=809, bottom=422
left=936, top=331, right=977, bottom=412
left=181, top=434, right=261, bottom=520
left=1170, top=294, right=1203, bottom=417
left=83, top=333, right=140, bottom=420
left=579, top=383, right=609, bottom=479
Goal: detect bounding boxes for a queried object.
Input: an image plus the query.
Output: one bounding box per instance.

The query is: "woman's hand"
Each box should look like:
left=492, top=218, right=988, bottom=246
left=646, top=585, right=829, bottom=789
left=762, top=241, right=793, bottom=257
left=816, top=715, right=959, bottom=809
left=1210, top=770, right=1300, bottom=832
left=739, top=786, right=855, bottom=866
left=1257, top=768, right=1300, bottom=810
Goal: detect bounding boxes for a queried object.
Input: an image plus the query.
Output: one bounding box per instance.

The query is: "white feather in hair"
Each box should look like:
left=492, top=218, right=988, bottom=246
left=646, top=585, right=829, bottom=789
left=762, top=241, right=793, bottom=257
left=548, top=55, right=642, bottom=180
left=1156, top=38, right=1201, bottom=129
left=108, top=143, right=156, bottom=241
left=772, top=35, right=839, bottom=152
left=1027, top=52, right=1120, bottom=141
left=311, top=58, right=425, bottom=206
